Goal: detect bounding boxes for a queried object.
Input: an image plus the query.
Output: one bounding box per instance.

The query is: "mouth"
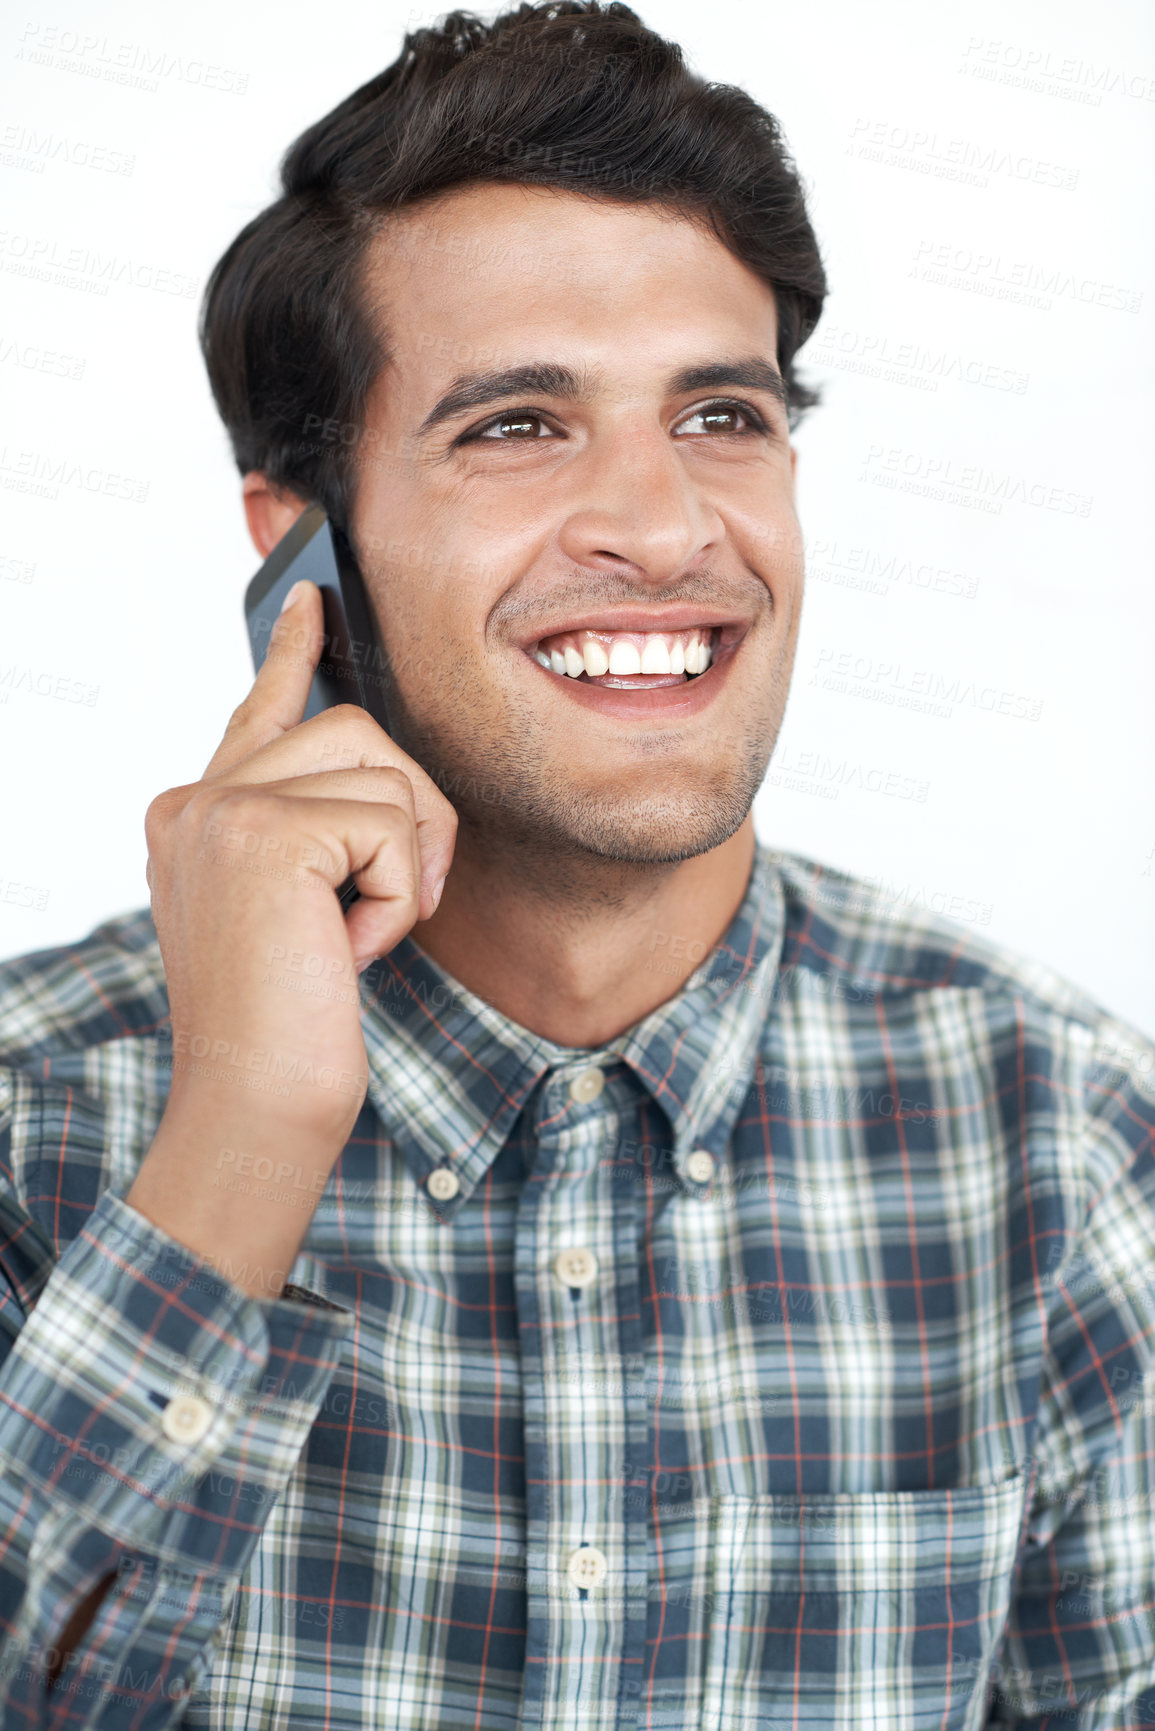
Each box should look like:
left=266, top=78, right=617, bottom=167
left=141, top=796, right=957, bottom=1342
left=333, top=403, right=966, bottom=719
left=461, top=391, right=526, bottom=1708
left=524, top=620, right=743, bottom=691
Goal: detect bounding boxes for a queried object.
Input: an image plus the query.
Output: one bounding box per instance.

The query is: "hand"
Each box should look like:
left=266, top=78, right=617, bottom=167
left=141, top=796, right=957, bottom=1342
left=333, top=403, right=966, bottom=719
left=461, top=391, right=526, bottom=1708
left=126, top=580, right=456, bottom=1293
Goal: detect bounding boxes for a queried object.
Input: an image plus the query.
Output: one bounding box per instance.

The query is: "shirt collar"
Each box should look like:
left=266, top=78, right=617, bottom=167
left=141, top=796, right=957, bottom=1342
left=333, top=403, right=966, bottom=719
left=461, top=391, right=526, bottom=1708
left=357, top=841, right=785, bottom=1217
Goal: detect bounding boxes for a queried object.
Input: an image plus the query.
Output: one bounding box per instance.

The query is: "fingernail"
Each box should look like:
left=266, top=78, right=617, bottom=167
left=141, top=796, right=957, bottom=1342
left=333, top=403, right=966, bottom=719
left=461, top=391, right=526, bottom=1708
left=431, top=876, right=446, bottom=912
left=280, top=580, right=305, bottom=614
left=356, top=956, right=374, bottom=976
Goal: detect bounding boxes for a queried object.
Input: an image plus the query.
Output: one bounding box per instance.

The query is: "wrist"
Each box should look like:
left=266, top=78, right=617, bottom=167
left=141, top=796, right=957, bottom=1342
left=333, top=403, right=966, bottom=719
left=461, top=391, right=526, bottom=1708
left=126, top=1091, right=345, bottom=1299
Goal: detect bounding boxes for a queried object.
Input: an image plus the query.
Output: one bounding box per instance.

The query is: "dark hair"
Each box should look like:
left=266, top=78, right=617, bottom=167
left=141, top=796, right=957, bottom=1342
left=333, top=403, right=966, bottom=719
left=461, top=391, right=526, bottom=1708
left=200, top=0, right=827, bottom=530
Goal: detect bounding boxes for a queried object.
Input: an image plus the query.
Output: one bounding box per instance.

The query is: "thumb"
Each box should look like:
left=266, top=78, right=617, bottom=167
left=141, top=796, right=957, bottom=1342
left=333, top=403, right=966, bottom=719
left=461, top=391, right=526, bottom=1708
left=204, top=579, right=326, bottom=778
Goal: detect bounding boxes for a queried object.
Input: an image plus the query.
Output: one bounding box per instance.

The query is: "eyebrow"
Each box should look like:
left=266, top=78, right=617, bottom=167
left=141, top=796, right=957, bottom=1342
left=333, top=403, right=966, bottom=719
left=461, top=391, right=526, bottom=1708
left=415, top=354, right=789, bottom=437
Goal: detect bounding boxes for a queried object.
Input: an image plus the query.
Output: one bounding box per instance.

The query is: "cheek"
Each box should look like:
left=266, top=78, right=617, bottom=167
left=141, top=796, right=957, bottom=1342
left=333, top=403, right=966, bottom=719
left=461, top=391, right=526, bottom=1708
left=381, top=501, right=548, bottom=665
left=373, top=563, right=501, bottom=699
left=732, top=504, right=803, bottom=607
left=393, top=483, right=528, bottom=601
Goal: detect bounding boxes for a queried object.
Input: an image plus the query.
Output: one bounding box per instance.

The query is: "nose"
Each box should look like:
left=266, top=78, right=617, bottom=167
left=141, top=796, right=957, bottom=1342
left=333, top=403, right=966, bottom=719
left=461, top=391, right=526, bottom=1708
left=554, top=425, right=725, bottom=585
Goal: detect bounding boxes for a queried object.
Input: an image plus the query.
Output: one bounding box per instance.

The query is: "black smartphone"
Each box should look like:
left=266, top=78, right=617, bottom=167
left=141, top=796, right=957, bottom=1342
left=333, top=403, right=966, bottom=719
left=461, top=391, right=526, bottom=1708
left=243, top=505, right=390, bottom=727
left=243, top=507, right=390, bottom=911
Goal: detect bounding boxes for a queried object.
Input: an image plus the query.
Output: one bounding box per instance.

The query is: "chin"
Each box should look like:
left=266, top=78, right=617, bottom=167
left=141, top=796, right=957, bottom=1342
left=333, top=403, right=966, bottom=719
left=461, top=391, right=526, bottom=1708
left=571, top=818, right=746, bottom=866
left=465, top=773, right=759, bottom=869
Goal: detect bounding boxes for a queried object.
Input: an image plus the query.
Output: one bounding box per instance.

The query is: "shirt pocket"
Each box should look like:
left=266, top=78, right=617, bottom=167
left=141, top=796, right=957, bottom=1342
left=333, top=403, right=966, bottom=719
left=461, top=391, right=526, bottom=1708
left=700, top=1470, right=1026, bottom=1731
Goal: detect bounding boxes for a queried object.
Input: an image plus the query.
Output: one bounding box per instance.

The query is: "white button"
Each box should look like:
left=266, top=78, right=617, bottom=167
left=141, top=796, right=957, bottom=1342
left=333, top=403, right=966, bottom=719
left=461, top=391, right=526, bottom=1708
left=568, top=1067, right=605, bottom=1105
left=566, top=1546, right=608, bottom=1590
left=161, top=1394, right=212, bottom=1445
left=686, top=1149, right=716, bottom=1185
left=427, top=1167, right=460, bottom=1201
left=553, top=1246, right=599, bottom=1289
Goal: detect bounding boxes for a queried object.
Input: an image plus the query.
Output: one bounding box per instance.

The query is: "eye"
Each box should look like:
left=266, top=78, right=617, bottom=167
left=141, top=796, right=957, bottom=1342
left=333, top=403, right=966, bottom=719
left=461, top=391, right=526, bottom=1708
left=465, top=409, right=558, bottom=443
left=674, top=399, right=768, bottom=437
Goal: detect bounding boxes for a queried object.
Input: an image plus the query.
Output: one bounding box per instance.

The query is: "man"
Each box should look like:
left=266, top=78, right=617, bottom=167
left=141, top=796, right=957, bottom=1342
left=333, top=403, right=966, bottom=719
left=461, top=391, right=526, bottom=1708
left=1, top=2, right=1153, bottom=1726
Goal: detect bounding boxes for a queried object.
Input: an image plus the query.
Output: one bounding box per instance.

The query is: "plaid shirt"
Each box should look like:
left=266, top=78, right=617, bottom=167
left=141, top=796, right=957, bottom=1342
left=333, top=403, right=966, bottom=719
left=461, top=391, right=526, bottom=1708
left=1, top=841, right=1154, bottom=1730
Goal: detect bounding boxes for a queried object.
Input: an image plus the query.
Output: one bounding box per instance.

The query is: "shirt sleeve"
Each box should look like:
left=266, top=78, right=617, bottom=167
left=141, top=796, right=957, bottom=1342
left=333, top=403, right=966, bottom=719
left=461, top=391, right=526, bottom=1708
left=0, top=1182, right=353, bottom=1728
left=988, top=1014, right=1155, bottom=1729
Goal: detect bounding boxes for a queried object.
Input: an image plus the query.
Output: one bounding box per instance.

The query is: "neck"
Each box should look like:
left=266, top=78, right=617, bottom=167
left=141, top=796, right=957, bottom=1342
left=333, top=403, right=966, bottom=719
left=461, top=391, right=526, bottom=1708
left=409, top=816, right=757, bottom=1047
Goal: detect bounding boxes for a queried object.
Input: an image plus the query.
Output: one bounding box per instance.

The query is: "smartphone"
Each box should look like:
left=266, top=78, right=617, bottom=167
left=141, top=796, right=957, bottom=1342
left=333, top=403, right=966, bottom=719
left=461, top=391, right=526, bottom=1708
left=244, top=506, right=390, bottom=910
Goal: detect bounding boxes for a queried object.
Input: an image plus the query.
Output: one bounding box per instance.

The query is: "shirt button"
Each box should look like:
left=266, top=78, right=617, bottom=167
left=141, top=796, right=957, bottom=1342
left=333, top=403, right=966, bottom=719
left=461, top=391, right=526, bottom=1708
left=686, top=1149, right=716, bottom=1185
left=553, top=1246, right=599, bottom=1289
left=568, top=1066, right=605, bottom=1105
left=161, top=1394, right=212, bottom=1445
left=566, top=1546, right=608, bottom=1591
left=427, top=1167, right=460, bottom=1201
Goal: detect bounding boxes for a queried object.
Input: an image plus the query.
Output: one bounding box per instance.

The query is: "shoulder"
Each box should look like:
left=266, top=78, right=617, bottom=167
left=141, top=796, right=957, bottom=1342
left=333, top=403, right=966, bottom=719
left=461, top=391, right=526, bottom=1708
left=760, top=849, right=1155, bottom=1217
left=765, top=846, right=1153, bottom=1072
left=0, top=906, right=169, bottom=1067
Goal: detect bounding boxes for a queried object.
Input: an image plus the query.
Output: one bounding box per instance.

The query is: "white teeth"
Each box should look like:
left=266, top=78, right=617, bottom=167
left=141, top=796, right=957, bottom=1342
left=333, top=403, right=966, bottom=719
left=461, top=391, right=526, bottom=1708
left=640, top=638, right=672, bottom=674
left=608, top=640, right=642, bottom=675
left=536, top=629, right=716, bottom=679
left=582, top=640, right=610, bottom=677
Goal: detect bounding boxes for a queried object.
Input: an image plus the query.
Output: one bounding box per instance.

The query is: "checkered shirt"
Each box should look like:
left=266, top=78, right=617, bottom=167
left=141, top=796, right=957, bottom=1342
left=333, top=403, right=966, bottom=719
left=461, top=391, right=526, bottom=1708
left=0, top=843, right=1154, bottom=1729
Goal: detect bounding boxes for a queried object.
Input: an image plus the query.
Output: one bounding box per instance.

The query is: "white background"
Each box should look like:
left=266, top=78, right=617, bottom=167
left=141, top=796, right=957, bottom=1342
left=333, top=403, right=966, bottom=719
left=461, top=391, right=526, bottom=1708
left=1, top=0, right=1152, bottom=1034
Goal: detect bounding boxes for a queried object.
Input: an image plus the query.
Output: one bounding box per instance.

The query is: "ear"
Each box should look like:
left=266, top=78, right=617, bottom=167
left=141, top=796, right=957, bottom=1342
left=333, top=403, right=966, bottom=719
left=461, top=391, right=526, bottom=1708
left=242, top=472, right=310, bottom=558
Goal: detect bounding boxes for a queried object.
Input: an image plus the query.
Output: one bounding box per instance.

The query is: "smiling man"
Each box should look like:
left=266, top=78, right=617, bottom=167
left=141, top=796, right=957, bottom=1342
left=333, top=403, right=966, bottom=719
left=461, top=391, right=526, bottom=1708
left=2, top=5, right=1155, bottom=1730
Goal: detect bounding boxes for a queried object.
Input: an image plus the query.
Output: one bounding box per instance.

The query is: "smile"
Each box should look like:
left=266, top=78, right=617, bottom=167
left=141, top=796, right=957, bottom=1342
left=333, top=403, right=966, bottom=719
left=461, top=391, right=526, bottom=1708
left=519, top=616, right=744, bottom=716
left=529, top=626, right=721, bottom=688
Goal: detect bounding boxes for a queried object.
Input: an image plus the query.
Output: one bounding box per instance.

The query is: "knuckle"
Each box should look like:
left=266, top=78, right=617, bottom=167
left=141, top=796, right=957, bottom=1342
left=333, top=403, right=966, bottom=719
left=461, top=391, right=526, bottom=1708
left=306, top=704, right=392, bottom=759
left=424, top=777, right=458, bottom=826
left=326, top=703, right=375, bottom=732
left=182, top=785, right=272, bottom=846
left=143, top=795, right=167, bottom=847
left=144, top=785, right=190, bottom=844
left=370, top=764, right=414, bottom=798
left=225, top=692, right=259, bottom=732
left=372, top=801, right=413, bottom=842
left=209, top=786, right=277, bottom=830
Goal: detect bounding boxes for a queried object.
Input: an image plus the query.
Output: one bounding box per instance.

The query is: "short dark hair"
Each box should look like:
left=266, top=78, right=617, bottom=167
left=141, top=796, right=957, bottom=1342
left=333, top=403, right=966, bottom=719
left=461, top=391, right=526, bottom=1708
left=200, top=1, right=827, bottom=531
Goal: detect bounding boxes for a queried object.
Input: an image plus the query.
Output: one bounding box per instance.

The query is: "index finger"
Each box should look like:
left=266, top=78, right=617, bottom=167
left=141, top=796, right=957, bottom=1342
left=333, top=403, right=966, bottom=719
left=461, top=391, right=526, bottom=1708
left=204, top=578, right=325, bottom=779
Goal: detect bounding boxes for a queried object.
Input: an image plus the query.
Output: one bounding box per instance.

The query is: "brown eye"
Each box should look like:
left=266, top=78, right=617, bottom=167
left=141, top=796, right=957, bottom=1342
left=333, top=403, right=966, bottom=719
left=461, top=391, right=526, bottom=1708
left=675, top=401, right=759, bottom=436
left=480, top=412, right=551, bottom=439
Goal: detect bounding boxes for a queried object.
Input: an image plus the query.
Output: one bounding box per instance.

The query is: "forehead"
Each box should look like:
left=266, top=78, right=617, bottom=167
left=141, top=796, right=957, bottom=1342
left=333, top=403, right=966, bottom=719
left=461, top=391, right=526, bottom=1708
left=361, top=183, right=779, bottom=387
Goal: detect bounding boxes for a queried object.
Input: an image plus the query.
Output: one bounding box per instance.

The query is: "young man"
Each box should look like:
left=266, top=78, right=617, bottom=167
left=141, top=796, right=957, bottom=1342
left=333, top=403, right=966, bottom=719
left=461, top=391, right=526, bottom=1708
left=1, top=4, right=1153, bottom=1726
